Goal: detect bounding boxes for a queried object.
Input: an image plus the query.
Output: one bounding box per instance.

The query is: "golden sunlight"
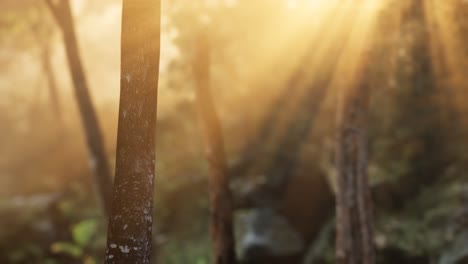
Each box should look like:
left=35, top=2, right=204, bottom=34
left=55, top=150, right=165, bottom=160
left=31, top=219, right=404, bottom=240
left=2, top=0, right=468, bottom=263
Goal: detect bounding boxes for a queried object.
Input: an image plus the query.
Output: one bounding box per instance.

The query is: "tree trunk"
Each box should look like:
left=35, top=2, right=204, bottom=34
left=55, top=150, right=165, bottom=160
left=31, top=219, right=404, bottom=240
left=335, top=79, right=373, bottom=264
left=44, top=0, right=113, bottom=215
left=334, top=2, right=379, bottom=264
left=104, top=1, right=160, bottom=263
left=193, top=32, right=237, bottom=264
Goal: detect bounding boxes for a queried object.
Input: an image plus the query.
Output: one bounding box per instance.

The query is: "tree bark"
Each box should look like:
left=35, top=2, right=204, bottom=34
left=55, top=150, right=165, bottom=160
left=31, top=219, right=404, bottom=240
left=104, top=1, right=160, bottom=264
left=193, top=32, right=237, bottom=264
left=334, top=2, right=379, bottom=264
left=335, top=79, right=373, bottom=264
left=44, top=0, right=113, bottom=215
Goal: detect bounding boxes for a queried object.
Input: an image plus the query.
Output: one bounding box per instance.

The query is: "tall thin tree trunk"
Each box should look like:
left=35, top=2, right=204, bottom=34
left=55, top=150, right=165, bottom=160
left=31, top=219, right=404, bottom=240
left=193, top=33, right=237, bottom=264
left=335, top=79, right=373, bottom=264
left=334, top=2, right=379, bottom=263
left=105, top=1, right=160, bottom=263
left=44, top=0, right=113, bottom=215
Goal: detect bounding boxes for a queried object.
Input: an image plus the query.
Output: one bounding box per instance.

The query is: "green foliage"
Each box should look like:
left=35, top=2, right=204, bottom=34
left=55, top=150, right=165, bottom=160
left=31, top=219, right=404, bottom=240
left=48, top=216, right=104, bottom=262
left=160, top=237, right=211, bottom=264
left=376, top=181, right=460, bottom=256
left=72, top=219, right=98, bottom=247
left=51, top=242, right=83, bottom=258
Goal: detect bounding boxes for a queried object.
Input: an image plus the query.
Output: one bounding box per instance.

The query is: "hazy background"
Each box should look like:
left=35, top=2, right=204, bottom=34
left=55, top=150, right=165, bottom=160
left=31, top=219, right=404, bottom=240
left=1, top=0, right=468, bottom=263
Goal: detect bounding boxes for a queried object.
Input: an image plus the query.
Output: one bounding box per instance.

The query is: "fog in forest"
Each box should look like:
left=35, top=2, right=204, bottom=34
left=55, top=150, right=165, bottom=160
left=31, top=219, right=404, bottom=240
left=1, top=0, right=468, bottom=263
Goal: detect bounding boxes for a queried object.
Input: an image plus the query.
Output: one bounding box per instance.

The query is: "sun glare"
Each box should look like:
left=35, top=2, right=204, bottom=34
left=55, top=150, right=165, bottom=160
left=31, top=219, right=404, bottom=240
left=277, top=0, right=385, bottom=85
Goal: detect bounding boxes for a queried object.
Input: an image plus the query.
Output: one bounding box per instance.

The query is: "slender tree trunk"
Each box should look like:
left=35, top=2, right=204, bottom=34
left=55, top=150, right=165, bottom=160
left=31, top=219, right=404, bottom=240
left=193, top=33, right=237, bottom=264
left=335, top=79, right=373, bottom=264
left=105, top=1, right=160, bottom=263
left=44, top=0, right=113, bottom=215
left=334, top=2, right=379, bottom=263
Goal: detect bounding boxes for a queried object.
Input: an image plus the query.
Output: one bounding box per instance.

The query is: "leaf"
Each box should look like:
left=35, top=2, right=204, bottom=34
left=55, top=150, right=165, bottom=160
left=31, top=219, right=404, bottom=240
left=72, top=219, right=98, bottom=247
left=51, top=242, right=83, bottom=258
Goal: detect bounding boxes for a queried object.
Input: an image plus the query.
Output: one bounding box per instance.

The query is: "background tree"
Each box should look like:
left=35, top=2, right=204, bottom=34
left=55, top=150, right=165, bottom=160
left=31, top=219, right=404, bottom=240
left=44, top=0, right=113, bottom=214
left=334, top=2, right=381, bottom=263
left=193, top=32, right=237, bottom=264
left=105, top=0, right=161, bottom=263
